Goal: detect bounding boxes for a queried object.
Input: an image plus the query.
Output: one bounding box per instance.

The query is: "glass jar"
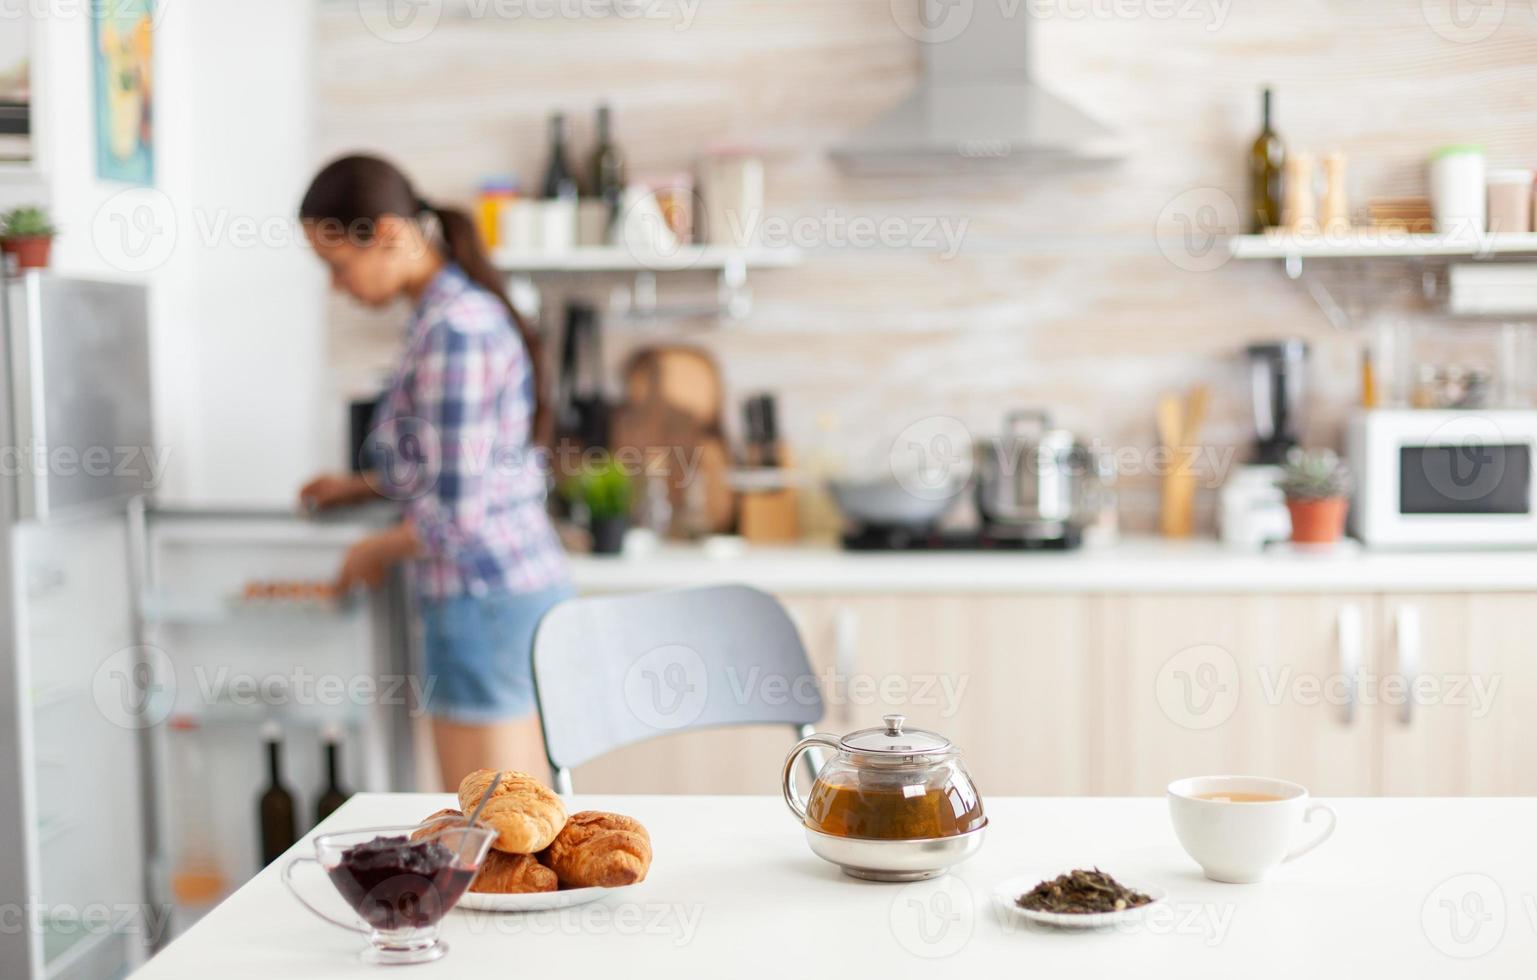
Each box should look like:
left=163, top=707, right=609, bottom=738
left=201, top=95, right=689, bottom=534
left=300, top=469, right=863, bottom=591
left=782, top=714, right=985, bottom=841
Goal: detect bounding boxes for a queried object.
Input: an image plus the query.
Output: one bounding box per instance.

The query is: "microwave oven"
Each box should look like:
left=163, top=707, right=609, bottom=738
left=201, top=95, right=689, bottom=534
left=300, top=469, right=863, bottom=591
left=1347, top=409, right=1537, bottom=548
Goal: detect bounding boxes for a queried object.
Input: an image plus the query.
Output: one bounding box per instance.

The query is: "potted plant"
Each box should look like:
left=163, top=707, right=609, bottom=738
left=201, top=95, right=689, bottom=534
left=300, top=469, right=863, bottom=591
left=1277, top=448, right=1353, bottom=545
left=1, top=205, right=58, bottom=271
left=562, top=453, right=635, bottom=556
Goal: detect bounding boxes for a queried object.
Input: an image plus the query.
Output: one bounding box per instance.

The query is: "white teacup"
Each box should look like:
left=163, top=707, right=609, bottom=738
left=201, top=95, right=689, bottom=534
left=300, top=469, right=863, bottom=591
left=1167, top=775, right=1336, bottom=883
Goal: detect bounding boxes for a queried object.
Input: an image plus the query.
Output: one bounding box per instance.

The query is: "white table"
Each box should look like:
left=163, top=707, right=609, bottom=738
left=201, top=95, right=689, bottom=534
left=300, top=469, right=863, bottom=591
left=132, top=794, right=1537, bottom=978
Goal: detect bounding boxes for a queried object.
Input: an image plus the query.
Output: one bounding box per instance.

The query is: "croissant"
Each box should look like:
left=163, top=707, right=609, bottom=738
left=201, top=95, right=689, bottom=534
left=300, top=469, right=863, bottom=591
left=409, top=809, right=465, bottom=842
left=540, top=811, right=652, bottom=888
left=457, top=769, right=566, bottom=854
left=472, top=850, right=559, bottom=894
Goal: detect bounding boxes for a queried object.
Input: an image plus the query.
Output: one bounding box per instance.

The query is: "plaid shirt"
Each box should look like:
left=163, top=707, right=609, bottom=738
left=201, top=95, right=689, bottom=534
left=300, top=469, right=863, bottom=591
left=369, top=264, right=568, bottom=599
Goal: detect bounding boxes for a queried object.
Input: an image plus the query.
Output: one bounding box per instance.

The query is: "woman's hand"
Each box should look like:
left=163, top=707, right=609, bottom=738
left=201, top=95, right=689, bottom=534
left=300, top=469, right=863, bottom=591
left=300, top=472, right=374, bottom=512
left=337, top=522, right=421, bottom=591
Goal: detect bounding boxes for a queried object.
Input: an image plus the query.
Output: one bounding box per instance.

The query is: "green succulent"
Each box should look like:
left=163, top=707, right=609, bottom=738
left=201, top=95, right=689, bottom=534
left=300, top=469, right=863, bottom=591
left=561, top=453, right=635, bottom=521
left=1277, top=448, right=1352, bottom=500
left=1, top=205, right=58, bottom=240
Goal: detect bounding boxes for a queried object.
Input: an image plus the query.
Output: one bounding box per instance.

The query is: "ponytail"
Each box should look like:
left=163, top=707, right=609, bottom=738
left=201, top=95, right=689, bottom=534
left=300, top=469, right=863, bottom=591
left=300, top=154, right=549, bottom=446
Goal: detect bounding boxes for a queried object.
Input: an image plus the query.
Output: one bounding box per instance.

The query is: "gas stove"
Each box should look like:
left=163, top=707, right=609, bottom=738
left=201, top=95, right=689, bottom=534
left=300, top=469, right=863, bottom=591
left=840, top=524, right=1083, bottom=552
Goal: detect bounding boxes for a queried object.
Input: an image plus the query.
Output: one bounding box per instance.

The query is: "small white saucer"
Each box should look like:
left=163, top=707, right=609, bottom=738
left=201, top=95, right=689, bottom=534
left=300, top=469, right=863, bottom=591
left=992, top=874, right=1169, bottom=930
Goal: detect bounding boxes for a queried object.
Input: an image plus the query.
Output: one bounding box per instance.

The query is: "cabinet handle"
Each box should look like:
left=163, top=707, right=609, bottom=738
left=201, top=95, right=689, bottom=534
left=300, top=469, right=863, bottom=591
left=1395, top=604, right=1421, bottom=727
left=833, top=606, right=859, bottom=725
left=1335, top=603, right=1363, bottom=726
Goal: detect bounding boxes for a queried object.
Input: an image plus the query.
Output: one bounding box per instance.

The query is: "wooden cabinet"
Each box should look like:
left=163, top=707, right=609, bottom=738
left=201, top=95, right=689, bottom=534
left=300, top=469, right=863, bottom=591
left=567, top=585, right=1537, bottom=797
left=810, top=595, right=1099, bottom=796
left=1097, top=594, right=1378, bottom=797
left=1376, top=593, right=1537, bottom=795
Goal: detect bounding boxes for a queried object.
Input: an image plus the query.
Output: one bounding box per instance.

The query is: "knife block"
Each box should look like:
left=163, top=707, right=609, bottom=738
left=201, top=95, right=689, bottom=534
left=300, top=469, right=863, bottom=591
left=739, top=489, right=800, bottom=543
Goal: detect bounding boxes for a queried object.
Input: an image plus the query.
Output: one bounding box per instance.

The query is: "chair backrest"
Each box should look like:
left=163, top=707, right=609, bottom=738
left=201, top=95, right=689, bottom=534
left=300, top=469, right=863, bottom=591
left=532, top=585, right=824, bottom=790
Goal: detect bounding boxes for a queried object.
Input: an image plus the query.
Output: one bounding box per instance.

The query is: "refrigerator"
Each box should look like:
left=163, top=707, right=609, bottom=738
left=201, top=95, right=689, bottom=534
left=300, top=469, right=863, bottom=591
left=0, top=274, right=417, bottom=980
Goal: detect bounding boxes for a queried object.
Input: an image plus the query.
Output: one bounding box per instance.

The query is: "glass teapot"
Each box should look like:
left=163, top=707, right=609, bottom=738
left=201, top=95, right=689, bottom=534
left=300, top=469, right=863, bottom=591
left=781, top=714, right=986, bottom=841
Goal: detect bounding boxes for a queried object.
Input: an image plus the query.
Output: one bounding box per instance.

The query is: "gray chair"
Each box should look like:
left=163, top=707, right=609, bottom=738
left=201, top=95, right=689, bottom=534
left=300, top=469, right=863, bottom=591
left=531, top=584, right=825, bottom=794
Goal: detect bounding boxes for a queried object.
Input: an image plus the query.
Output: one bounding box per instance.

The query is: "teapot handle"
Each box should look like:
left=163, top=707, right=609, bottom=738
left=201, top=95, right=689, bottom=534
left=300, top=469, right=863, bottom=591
left=782, top=733, right=841, bottom=823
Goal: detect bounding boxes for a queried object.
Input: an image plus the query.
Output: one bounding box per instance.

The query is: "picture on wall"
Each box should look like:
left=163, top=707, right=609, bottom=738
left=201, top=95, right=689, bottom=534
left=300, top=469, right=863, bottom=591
left=93, top=0, right=154, bottom=184
left=0, top=19, right=30, bottom=163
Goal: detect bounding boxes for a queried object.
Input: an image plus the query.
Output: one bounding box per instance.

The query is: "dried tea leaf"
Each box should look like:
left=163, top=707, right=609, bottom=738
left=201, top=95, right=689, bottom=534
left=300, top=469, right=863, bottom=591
left=1016, top=868, right=1153, bottom=915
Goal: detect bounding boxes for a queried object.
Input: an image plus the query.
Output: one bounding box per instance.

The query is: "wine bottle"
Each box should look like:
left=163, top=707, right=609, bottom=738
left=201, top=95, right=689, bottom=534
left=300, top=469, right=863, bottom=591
left=540, top=112, right=579, bottom=201
left=588, top=103, right=627, bottom=231
left=257, top=723, right=297, bottom=865
left=314, top=728, right=351, bottom=825
left=1249, top=87, right=1285, bottom=232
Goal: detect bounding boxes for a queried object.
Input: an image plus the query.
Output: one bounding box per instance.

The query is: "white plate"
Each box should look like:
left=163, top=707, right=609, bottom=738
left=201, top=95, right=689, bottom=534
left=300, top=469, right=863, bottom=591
left=992, top=874, right=1169, bottom=930
left=454, top=885, right=626, bottom=913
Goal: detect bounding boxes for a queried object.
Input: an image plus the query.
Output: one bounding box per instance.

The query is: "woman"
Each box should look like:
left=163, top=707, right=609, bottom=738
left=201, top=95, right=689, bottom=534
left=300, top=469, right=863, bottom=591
left=297, top=154, right=571, bottom=789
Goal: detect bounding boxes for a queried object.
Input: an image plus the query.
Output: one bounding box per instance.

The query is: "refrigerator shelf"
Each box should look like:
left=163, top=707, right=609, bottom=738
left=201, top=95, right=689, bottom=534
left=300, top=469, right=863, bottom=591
left=140, top=593, right=365, bottom=626
left=30, top=682, right=88, bottom=711
left=41, top=919, right=129, bottom=980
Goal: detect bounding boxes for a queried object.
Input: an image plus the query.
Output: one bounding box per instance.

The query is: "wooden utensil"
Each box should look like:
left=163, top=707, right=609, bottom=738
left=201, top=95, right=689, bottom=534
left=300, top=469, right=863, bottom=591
left=1158, top=386, right=1207, bottom=539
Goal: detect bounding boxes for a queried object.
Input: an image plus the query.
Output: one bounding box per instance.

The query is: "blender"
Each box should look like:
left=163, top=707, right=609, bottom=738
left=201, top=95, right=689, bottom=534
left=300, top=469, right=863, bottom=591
left=1219, top=340, right=1310, bottom=549
left=1247, top=340, right=1308, bottom=464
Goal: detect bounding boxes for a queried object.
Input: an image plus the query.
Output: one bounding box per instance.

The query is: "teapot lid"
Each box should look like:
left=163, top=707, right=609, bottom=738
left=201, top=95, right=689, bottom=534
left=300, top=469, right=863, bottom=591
left=840, top=714, right=953, bottom=757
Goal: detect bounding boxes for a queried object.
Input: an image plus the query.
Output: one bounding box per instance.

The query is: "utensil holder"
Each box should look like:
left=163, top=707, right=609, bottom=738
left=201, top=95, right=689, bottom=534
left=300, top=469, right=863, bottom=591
left=1160, top=453, right=1198, bottom=538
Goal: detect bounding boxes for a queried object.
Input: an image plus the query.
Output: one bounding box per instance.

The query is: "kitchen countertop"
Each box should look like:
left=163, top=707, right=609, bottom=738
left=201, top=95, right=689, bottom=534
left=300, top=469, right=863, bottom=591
left=568, top=536, right=1537, bottom=594
left=132, top=792, right=1537, bottom=979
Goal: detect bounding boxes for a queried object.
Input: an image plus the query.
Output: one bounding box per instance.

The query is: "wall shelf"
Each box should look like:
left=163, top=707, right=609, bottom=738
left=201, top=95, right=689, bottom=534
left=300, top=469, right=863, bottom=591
left=494, top=246, right=803, bottom=322
left=491, top=245, right=802, bottom=273
left=1228, top=231, right=1537, bottom=330
left=1230, top=230, right=1537, bottom=262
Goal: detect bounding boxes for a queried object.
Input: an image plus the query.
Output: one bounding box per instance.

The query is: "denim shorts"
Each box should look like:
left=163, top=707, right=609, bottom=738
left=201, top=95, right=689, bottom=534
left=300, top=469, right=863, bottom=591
left=419, top=583, right=574, bottom=723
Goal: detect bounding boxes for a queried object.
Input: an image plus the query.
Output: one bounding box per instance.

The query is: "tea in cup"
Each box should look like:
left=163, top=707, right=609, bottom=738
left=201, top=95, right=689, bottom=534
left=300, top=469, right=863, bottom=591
left=1167, top=776, right=1336, bottom=883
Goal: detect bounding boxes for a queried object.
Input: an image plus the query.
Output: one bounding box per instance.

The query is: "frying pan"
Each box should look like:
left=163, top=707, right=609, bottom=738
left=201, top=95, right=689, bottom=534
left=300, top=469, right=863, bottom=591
left=827, top=474, right=964, bottom=529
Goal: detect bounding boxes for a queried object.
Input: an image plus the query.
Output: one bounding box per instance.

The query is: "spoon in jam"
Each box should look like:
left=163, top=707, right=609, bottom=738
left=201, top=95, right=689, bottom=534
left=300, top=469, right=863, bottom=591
left=456, top=771, right=501, bottom=862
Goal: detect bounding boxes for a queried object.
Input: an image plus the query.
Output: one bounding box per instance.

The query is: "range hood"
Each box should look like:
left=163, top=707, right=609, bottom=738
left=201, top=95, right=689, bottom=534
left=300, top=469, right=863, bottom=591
left=831, top=1, right=1124, bottom=174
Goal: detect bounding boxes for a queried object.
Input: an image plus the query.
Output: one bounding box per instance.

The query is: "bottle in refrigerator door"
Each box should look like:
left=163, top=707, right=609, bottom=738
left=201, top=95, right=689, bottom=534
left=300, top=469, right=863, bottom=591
left=314, top=726, right=351, bottom=825
left=168, top=716, right=228, bottom=907
left=258, top=722, right=298, bottom=865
